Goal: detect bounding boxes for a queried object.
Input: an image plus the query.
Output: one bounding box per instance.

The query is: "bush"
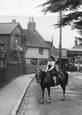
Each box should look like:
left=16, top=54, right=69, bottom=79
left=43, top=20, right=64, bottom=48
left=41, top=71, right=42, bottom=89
left=39, top=60, right=47, bottom=65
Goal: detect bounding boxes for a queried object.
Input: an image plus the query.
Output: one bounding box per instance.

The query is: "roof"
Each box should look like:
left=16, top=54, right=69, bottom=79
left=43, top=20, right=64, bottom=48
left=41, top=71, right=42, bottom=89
left=72, top=44, right=82, bottom=49
left=54, top=55, right=69, bottom=59
left=0, top=23, right=21, bottom=34
left=23, top=29, right=49, bottom=48
left=69, top=44, right=82, bottom=52
left=46, top=41, right=59, bottom=56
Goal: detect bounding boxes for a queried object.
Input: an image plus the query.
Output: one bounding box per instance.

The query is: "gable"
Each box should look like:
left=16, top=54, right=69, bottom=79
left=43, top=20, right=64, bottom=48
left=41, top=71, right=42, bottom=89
left=0, top=23, right=23, bottom=35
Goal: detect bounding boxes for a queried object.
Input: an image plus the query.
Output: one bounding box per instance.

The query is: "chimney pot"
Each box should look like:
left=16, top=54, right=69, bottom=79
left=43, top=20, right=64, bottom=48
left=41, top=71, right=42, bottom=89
left=12, top=19, right=16, bottom=23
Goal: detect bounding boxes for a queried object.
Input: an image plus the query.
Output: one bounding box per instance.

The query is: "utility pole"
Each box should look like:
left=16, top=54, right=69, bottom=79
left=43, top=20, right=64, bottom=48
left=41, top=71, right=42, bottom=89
left=51, top=35, right=53, bottom=56
left=59, top=11, right=62, bottom=70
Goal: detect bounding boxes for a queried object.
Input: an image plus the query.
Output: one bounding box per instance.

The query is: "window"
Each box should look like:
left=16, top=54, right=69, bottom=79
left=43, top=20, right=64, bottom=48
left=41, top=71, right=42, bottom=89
left=14, top=34, right=20, bottom=44
left=39, top=48, right=43, bottom=54
left=32, top=59, right=37, bottom=65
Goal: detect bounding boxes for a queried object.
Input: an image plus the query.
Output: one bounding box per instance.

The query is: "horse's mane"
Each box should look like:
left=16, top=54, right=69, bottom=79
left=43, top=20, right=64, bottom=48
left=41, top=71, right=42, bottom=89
left=40, top=70, right=46, bottom=76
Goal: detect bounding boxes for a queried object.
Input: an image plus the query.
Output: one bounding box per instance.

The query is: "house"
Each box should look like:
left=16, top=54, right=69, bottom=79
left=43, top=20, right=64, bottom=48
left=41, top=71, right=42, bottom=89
left=0, top=20, right=24, bottom=66
left=23, top=17, right=49, bottom=65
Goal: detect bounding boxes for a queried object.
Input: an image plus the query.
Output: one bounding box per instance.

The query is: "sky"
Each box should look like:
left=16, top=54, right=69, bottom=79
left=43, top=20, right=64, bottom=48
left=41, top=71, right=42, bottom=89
left=0, top=0, right=81, bottom=48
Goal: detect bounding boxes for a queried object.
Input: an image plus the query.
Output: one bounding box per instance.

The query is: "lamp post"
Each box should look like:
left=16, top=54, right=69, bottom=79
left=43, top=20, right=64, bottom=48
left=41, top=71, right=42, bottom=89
left=59, top=11, right=62, bottom=70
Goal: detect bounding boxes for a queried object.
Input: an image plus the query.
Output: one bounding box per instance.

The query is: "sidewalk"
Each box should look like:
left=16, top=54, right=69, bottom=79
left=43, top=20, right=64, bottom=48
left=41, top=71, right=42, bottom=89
left=0, top=73, right=35, bottom=115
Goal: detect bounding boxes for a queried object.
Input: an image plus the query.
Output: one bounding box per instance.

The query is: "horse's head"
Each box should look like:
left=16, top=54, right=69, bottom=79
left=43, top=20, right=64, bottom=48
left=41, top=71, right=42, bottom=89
left=35, top=68, right=46, bottom=84
left=35, top=69, right=42, bottom=84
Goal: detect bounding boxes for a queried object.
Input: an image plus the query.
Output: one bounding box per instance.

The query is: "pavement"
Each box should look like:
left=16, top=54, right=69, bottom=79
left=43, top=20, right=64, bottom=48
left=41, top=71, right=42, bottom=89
left=0, top=73, right=35, bottom=115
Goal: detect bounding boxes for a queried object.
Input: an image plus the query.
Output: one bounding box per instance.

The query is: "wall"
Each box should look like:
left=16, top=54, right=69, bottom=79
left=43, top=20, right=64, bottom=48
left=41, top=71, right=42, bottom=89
left=0, top=35, right=10, bottom=51
left=25, top=47, right=49, bottom=59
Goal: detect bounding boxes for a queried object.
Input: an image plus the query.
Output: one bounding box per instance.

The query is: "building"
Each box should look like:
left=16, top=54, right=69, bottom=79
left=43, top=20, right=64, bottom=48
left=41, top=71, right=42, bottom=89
left=24, top=17, right=49, bottom=65
left=46, top=41, right=59, bottom=57
left=67, top=38, right=82, bottom=63
left=0, top=20, right=24, bottom=66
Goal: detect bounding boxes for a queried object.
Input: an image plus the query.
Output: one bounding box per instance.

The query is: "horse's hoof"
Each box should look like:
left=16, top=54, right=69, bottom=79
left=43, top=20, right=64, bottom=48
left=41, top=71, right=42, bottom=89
left=48, top=100, right=51, bottom=103
left=41, top=100, right=44, bottom=104
left=61, top=98, right=65, bottom=101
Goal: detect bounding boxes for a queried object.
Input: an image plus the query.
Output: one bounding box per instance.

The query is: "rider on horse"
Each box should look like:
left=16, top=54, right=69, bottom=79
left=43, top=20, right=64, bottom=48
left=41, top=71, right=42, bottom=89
left=46, top=56, right=63, bottom=85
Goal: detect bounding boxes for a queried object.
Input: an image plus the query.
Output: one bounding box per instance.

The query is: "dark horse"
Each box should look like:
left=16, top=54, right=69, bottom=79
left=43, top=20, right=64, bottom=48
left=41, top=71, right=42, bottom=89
left=35, top=69, right=69, bottom=103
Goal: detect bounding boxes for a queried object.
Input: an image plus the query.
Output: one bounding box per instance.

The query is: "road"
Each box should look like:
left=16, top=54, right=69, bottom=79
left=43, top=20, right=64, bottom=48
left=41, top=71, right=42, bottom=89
left=17, top=72, right=82, bottom=115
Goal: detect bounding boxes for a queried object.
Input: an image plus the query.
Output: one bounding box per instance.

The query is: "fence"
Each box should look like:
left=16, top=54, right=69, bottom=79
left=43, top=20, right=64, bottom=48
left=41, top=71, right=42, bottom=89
left=0, top=64, right=47, bottom=86
left=0, top=63, right=26, bottom=86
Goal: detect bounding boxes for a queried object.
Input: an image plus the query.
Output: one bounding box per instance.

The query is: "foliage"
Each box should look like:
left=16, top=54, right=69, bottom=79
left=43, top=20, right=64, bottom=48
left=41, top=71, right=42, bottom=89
left=41, top=0, right=82, bottom=34
left=20, top=33, right=27, bottom=52
left=39, top=59, right=47, bottom=65
left=41, top=0, right=81, bottom=13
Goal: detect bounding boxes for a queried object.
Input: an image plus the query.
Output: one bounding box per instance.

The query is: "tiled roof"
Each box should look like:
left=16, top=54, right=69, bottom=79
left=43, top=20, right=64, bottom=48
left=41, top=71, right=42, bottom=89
left=72, top=44, right=82, bottom=49
left=23, top=29, right=49, bottom=48
left=46, top=41, right=59, bottom=56
left=0, top=23, right=19, bottom=34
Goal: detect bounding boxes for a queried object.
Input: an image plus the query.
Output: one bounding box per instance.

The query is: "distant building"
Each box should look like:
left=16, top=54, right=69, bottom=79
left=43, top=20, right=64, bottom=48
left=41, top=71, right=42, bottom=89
left=57, top=48, right=68, bottom=58
left=46, top=41, right=59, bottom=57
left=68, top=38, right=82, bottom=63
left=23, top=17, right=49, bottom=65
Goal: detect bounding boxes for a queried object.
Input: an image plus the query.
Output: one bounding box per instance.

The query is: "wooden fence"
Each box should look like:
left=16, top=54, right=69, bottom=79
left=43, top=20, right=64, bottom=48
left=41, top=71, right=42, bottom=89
left=0, top=64, right=46, bottom=86
left=0, top=64, right=26, bottom=86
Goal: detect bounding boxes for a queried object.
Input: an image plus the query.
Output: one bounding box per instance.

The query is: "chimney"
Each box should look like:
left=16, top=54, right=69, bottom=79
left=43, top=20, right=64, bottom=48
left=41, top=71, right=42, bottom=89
left=29, top=17, right=31, bottom=22
left=28, top=17, right=36, bottom=31
left=32, top=17, right=34, bottom=22
left=12, top=19, right=16, bottom=23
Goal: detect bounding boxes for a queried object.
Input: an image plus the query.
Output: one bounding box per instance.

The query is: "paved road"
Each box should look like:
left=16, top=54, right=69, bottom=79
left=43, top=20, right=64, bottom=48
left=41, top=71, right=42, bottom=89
left=17, top=72, right=82, bottom=115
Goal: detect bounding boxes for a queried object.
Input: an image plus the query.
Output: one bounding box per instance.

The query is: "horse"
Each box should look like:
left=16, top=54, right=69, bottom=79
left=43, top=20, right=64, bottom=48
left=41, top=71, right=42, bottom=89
left=35, top=68, right=69, bottom=103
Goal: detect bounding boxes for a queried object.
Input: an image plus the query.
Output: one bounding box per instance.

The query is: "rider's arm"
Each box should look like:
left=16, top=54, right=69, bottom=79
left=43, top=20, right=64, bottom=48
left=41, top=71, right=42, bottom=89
left=46, top=61, right=50, bottom=71
left=48, top=61, right=55, bottom=71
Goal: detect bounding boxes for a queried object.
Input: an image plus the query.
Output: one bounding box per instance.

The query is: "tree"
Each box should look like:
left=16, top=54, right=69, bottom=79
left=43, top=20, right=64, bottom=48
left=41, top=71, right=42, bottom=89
left=41, top=0, right=82, bottom=34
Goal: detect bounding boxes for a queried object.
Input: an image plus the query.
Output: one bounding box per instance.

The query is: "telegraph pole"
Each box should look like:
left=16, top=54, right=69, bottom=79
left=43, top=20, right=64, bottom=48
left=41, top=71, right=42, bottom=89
left=59, top=11, right=62, bottom=70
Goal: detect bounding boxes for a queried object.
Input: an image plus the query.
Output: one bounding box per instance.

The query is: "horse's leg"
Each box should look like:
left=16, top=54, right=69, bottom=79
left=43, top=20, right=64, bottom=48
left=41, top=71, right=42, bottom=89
left=47, top=87, right=51, bottom=103
left=60, top=84, right=66, bottom=100
left=41, top=86, right=45, bottom=103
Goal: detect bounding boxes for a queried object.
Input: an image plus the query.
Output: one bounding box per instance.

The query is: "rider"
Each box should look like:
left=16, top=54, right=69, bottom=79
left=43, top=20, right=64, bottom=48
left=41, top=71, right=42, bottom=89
left=46, top=56, right=58, bottom=85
